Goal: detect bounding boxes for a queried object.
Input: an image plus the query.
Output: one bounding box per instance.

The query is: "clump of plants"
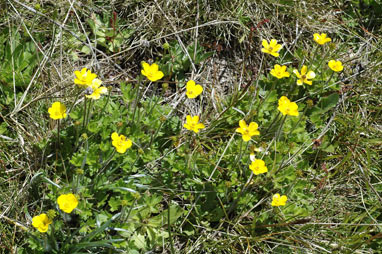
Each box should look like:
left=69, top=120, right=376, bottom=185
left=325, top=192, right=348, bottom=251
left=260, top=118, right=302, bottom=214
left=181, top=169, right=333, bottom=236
left=25, top=31, right=343, bottom=253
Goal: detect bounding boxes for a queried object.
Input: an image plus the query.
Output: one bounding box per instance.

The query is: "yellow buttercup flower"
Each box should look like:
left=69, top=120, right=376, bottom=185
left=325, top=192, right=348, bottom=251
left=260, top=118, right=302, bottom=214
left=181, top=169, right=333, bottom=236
left=48, top=101, right=67, bottom=120
left=85, top=79, right=108, bottom=100
left=186, top=80, right=203, bottom=99
left=293, top=65, right=315, bottom=86
left=57, top=193, right=78, bottom=213
left=249, top=159, right=268, bottom=175
left=313, top=33, right=332, bottom=45
left=74, top=68, right=97, bottom=88
left=32, top=213, right=52, bottom=233
left=184, top=115, right=205, bottom=133
left=111, top=132, right=133, bottom=153
left=328, top=60, right=343, bottom=72
left=141, top=61, right=164, bottom=82
left=270, top=64, right=290, bottom=79
left=277, top=96, right=299, bottom=116
left=261, top=39, right=282, bottom=57
left=271, top=193, right=287, bottom=206
left=236, top=120, right=260, bottom=142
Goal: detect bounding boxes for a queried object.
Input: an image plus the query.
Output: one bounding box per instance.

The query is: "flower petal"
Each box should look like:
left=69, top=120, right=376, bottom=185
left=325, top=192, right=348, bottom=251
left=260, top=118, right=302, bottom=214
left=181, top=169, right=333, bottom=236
left=196, top=123, right=205, bottom=129
left=242, top=135, right=251, bottom=142
left=239, top=120, right=247, bottom=129
left=192, top=115, right=200, bottom=123
left=293, top=69, right=301, bottom=78
left=141, top=61, right=149, bottom=70
left=304, top=80, right=312, bottom=85
left=154, top=71, right=164, bottom=81
left=306, top=71, right=315, bottom=79
left=273, top=44, right=282, bottom=52
left=271, top=52, right=279, bottom=57
left=262, top=39, right=269, bottom=48
left=186, top=80, right=195, bottom=90
left=194, top=85, right=203, bottom=95
left=248, top=122, right=258, bottom=131
left=111, top=132, right=119, bottom=141
left=301, top=65, right=307, bottom=75
left=270, top=39, right=278, bottom=47
left=150, top=63, right=159, bottom=72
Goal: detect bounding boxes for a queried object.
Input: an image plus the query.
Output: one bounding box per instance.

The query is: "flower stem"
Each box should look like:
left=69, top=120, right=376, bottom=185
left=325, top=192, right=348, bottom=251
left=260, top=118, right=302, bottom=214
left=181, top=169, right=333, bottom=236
left=99, top=89, right=111, bottom=116
left=131, top=76, right=142, bottom=124
left=57, top=119, right=61, bottom=150
left=275, top=115, right=287, bottom=141
left=263, top=111, right=281, bottom=136
left=321, top=71, right=335, bottom=93
left=168, top=193, right=176, bottom=254
left=85, top=99, right=94, bottom=127
left=232, top=138, right=245, bottom=173
left=82, top=96, right=87, bottom=129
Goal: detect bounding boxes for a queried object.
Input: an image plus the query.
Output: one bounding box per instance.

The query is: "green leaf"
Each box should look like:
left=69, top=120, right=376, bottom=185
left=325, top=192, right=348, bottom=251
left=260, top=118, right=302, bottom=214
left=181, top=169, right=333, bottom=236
left=318, top=93, right=339, bottom=114
left=132, top=233, right=146, bottom=249
left=87, top=121, right=100, bottom=133
left=147, top=205, right=183, bottom=227
left=81, top=45, right=91, bottom=54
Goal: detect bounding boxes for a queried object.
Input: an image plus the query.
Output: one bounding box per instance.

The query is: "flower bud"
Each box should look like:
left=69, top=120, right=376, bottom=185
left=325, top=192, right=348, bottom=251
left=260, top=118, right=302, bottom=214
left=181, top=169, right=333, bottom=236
left=160, top=115, right=167, bottom=122
left=306, top=99, right=314, bottom=107
left=76, top=168, right=84, bottom=175
left=162, top=83, right=169, bottom=90
left=163, top=42, right=170, bottom=50
left=47, top=209, right=57, bottom=219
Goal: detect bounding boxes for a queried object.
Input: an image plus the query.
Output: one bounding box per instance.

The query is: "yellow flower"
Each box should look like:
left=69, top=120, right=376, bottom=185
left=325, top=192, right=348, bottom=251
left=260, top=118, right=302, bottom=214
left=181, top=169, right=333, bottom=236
left=261, top=39, right=282, bottom=57
left=186, top=80, right=203, bottom=99
left=271, top=193, right=287, bottom=206
left=328, top=60, right=343, bottom=72
left=57, top=193, right=78, bottom=213
left=141, top=61, right=164, bottom=82
left=313, top=33, right=332, bottom=45
left=270, top=64, right=290, bottom=79
left=293, top=65, right=315, bottom=86
left=184, top=115, right=205, bottom=133
left=74, top=68, right=97, bottom=88
left=236, top=120, right=260, bottom=142
left=111, top=132, right=133, bottom=153
left=277, top=96, right=299, bottom=116
left=48, top=101, right=67, bottom=120
left=32, top=213, right=52, bottom=233
left=249, top=159, right=268, bottom=175
left=85, top=79, right=108, bottom=100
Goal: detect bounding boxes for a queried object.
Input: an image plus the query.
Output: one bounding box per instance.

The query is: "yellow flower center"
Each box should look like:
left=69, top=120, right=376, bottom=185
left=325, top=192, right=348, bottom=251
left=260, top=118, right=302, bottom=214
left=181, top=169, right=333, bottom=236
left=189, top=123, right=197, bottom=129
left=242, top=128, right=250, bottom=136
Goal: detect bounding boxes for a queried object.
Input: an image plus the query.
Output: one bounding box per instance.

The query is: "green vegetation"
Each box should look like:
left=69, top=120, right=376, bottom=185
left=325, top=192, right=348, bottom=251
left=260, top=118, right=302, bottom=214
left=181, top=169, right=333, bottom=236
left=1, top=0, right=382, bottom=253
